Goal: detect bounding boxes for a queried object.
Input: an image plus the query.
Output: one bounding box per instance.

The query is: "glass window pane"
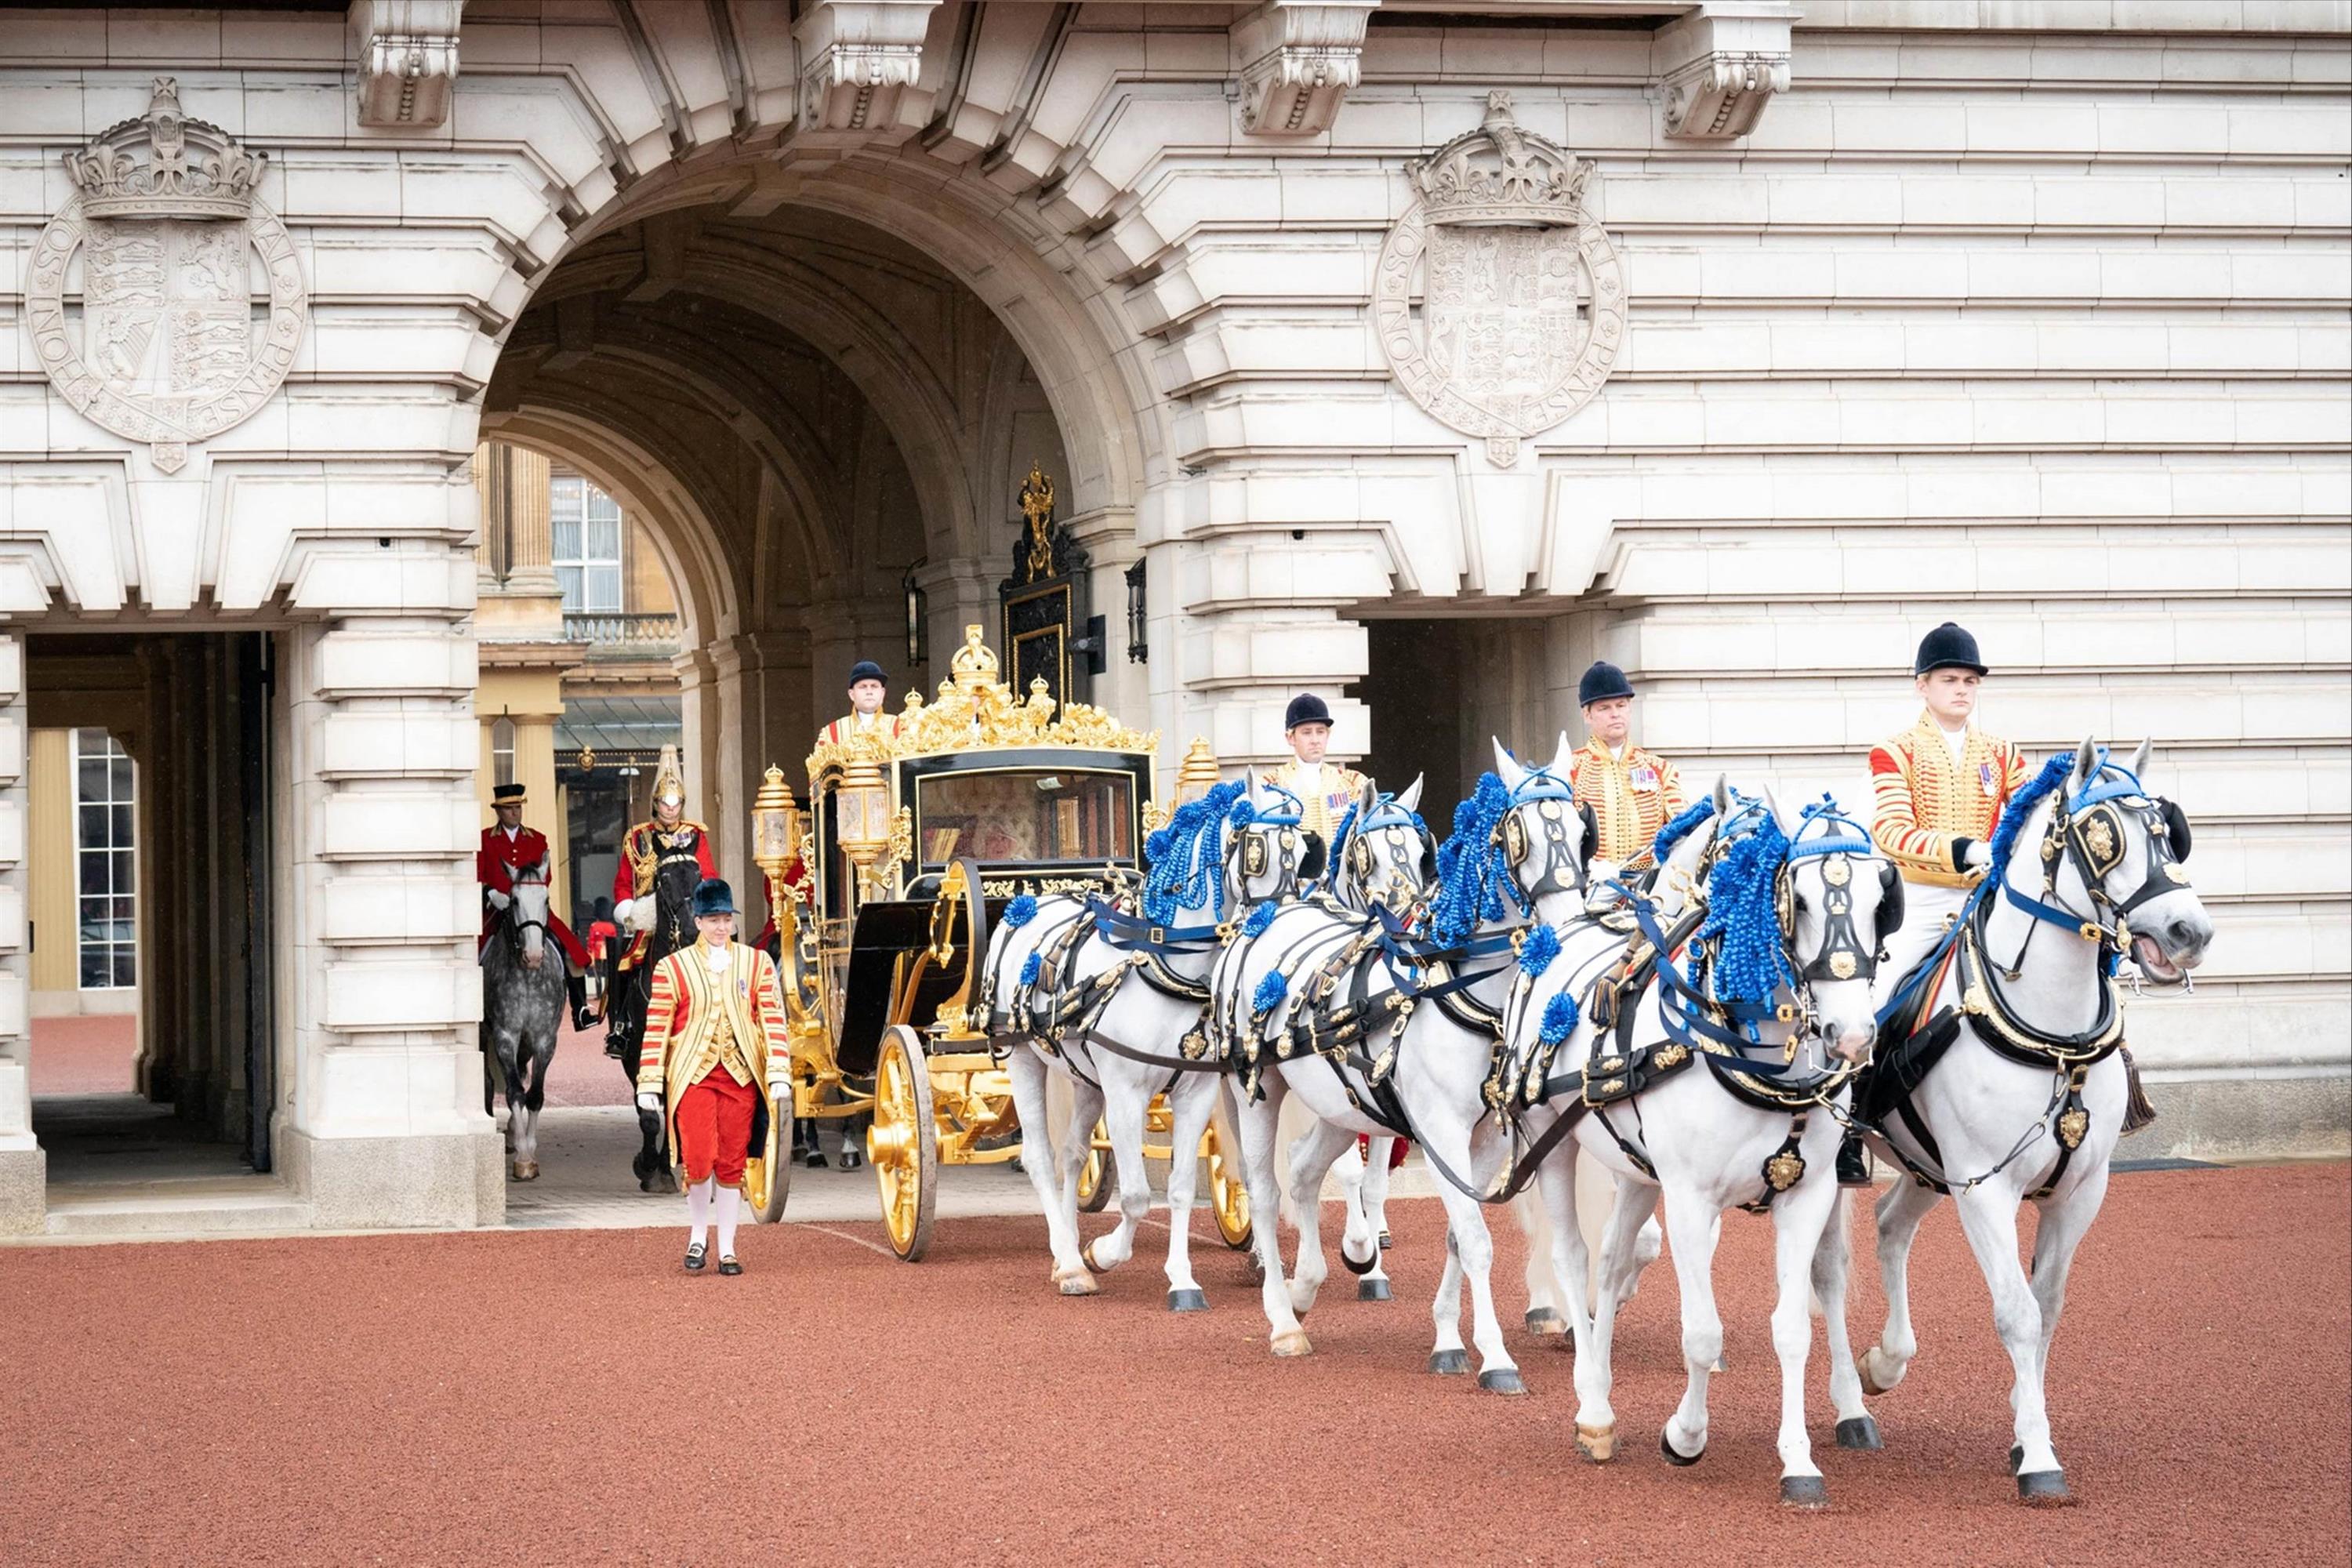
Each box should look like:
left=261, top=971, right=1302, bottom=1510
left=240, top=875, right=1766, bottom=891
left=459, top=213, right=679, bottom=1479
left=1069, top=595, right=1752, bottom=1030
left=586, top=565, right=622, bottom=613
left=552, top=516, right=582, bottom=564
left=111, top=756, right=133, bottom=798
left=77, top=750, right=107, bottom=802
left=113, top=950, right=137, bottom=988
left=81, top=950, right=108, bottom=989
left=550, top=475, right=582, bottom=521
left=113, top=849, right=135, bottom=888
left=78, top=855, right=107, bottom=896
left=586, top=486, right=621, bottom=524
left=586, top=515, right=619, bottom=561
left=111, top=804, right=133, bottom=847
left=78, top=804, right=107, bottom=847
left=556, top=565, right=583, bottom=612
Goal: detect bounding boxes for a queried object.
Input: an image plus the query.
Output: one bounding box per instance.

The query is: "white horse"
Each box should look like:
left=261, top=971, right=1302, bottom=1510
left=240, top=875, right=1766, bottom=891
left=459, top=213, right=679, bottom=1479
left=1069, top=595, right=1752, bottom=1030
left=1512, top=779, right=1897, bottom=1505
left=1213, top=737, right=1612, bottom=1380
left=1835, top=738, right=2214, bottom=1505
left=481, top=862, right=565, bottom=1182
left=982, top=779, right=1285, bottom=1306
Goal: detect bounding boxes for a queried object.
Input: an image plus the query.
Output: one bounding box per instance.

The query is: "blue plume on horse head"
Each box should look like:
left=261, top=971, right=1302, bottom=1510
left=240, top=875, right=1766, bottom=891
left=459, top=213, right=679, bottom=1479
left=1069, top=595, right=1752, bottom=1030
left=1697, top=808, right=1794, bottom=1004
left=1650, top=794, right=1718, bottom=864
left=1987, top=752, right=2074, bottom=871
left=1428, top=771, right=1524, bottom=947
left=1142, top=779, right=1248, bottom=925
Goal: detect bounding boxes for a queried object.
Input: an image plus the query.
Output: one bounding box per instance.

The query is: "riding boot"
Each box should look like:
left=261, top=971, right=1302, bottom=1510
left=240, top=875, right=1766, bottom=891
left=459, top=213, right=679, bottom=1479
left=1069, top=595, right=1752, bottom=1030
left=1835, top=1131, right=1872, bottom=1188
left=566, top=973, right=595, bottom=1033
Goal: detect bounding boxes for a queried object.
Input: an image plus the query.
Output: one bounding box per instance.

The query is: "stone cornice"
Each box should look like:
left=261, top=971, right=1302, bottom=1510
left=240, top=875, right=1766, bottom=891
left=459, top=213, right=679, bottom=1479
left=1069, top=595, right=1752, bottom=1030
left=350, top=0, right=464, bottom=129
left=795, top=0, right=942, bottom=136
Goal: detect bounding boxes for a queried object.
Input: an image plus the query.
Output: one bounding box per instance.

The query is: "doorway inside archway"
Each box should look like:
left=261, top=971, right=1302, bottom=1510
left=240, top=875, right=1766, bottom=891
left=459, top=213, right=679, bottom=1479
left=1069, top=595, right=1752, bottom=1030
left=26, top=630, right=283, bottom=1226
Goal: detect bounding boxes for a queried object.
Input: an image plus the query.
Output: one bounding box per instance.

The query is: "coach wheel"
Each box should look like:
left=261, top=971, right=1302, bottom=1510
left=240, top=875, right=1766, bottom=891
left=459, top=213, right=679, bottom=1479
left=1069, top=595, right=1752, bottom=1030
left=754, top=1089, right=793, bottom=1224
left=1076, top=1119, right=1113, bottom=1213
left=870, top=1025, right=938, bottom=1261
left=1203, top=1120, right=1253, bottom=1251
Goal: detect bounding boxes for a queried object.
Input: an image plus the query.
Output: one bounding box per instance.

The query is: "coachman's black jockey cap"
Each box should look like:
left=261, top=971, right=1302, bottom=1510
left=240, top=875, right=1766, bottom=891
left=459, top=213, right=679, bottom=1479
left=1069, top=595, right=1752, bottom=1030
left=1577, top=660, right=1635, bottom=707
left=1284, top=693, right=1334, bottom=731
left=691, top=878, right=736, bottom=919
left=1914, top=622, right=1990, bottom=677
left=848, top=659, right=888, bottom=688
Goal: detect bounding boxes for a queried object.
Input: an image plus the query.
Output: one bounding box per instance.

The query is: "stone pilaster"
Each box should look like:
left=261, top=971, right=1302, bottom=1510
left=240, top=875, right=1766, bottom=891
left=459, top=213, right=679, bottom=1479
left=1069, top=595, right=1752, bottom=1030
left=0, top=632, right=38, bottom=1233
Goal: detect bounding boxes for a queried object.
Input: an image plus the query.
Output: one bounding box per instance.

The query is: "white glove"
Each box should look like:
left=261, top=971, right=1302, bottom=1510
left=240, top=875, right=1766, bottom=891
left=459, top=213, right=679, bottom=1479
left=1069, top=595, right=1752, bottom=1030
left=1962, top=840, right=1991, bottom=869
left=768, top=1078, right=792, bottom=1105
left=486, top=889, right=511, bottom=911
left=635, top=1089, right=662, bottom=1115
left=614, top=898, right=634, bottom=926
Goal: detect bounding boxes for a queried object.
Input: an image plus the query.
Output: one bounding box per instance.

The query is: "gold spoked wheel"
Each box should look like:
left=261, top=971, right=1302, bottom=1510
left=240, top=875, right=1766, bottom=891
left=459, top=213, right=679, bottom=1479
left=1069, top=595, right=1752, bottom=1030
left=1076, top=1119, right=1113, bottom=1213
left=1203, top=1120, right=1253, bottom=1250
left=754, top=1087, right=793, bottom=1224
left=869, top=1025, right=937, bottom=1261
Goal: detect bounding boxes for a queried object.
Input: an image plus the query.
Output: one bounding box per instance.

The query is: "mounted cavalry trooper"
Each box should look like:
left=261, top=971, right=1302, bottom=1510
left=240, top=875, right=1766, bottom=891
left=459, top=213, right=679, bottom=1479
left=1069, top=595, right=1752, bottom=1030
left=604, top=746, right=719, bottom=1061
left=820, top=658, right=902, bottom=746
left=1266, top=692, right=1370, bottom=844
left=477, top=782, right=594, bottom=1030
left=1849, top=620, right=2031, bottom=1183
left=634, top=879, right=792, bottom=1276
left=1566, top=660, right=1686, bottom=872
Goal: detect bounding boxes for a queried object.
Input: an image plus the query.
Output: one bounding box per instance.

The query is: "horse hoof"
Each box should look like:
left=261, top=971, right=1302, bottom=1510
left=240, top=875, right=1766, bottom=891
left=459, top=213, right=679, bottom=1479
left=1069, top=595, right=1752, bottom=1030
left=1080, top=1240, right=1120, bottom=1275
left=1478, top=1367, right=1527, bottom=1396
left=1859, top=1349, right=1900, bottom=1397
left=1272, top=1329, right=1312, bottom=1358
left=511, top=1163, right=538, bottom=1182
left=1339, top=1243, right=1378, bottom=1277
left=1057, top=1272, right=1100, bottom=1298
left=1780, top=1475, right=1829, bottom=1510
left=1575, top=1424, right=1617, bottom=1464
left=1426, top=1348, right=1470, bottom=1377
left=1378, top=1228, right=1392, bottom=1250
left=1356, top=1277, right=1391, bottom=1302
left=1835, top=1416, right=1883, bottom=1451
left=1167, top=1288, right=1208, bottom=1313
left=639, top=1175, right=666, bottom=1194
left=1659, top=1427, right=1704, bottom=1468
left=1525, top=1307, right=1566, bottom=1337
left=2017, top=1471, right=2073, bottom=1507
left=2008, top=1443, right=2023, bottom=1475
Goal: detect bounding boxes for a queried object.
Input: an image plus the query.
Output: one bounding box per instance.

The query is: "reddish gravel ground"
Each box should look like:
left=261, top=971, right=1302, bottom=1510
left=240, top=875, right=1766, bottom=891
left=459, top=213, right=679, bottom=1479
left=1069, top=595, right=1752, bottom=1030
left=27, top=1014, right=137, bottom=1095
left=2, top=1162, right=2344, bottom=1567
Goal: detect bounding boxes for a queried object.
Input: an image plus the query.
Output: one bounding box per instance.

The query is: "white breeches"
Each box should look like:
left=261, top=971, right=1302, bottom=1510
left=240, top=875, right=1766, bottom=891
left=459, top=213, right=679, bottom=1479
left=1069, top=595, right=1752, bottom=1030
left=1872, top=882, right=1973, bottom=1008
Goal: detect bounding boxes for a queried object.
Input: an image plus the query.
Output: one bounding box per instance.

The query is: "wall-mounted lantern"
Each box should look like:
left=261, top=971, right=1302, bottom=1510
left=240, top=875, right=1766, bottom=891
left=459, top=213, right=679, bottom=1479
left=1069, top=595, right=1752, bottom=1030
left=1123, top=560, right=1148, bottom=665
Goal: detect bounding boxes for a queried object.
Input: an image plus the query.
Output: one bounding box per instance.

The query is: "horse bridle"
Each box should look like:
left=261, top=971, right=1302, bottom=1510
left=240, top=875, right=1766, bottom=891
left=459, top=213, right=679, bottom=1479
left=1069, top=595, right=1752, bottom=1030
left=1781, top=807, right=1901, bottom=986
left=2001, top=754, right=2195, bottom=969
left=1228, top=783, right=1315, bottom=902
left=1345, top=794, right=1436, bottom=914
left=499, top=866, right=551, bottom=957
left=1496, top=767, right=1595, bottom=901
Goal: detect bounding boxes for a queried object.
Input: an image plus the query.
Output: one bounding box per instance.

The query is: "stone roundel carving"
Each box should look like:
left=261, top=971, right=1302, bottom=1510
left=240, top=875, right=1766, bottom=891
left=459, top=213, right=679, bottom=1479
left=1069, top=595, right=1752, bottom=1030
left=22, top=78, right=307, bottom=474
left=1374, top=92, right=1624, bottom=467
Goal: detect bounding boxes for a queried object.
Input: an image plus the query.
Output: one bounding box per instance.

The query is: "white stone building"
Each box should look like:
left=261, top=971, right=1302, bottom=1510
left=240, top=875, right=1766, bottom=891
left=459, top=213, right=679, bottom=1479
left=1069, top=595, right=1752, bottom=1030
left=0, top=1, right=2343, bottom=1232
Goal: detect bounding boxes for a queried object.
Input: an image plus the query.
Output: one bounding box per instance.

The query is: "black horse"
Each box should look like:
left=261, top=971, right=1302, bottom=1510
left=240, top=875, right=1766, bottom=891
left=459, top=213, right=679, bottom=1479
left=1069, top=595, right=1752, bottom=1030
left=605, top=852, right=706, bottom=1191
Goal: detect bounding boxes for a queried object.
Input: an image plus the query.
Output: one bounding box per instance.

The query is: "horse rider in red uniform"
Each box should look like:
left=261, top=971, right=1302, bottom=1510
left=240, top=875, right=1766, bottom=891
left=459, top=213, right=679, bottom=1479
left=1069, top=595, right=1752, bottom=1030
left=478, top=782, right=594, bottom=1030
left=604, top=746, right=719, bottom=1058
left=634, top=877, right=793, bottom=1276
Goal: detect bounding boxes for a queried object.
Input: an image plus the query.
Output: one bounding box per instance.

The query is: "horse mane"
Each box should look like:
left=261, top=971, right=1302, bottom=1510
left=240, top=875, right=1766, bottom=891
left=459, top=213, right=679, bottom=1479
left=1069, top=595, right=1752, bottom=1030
left=1988, top=751, right=2074, bottom=869
left=1428, top=772, right=1519, bottom=946
left=1142, top=779, right=1247, bottom=924
left=1696, top=809, right=1793, bottom=1004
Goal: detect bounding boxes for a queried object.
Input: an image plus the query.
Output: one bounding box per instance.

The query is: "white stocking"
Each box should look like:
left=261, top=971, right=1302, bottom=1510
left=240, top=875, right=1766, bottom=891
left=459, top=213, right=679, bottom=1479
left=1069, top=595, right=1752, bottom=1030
left=688, top=1176, right=713, bottom=1248
left=716, top=1184, right=742, bottom=1258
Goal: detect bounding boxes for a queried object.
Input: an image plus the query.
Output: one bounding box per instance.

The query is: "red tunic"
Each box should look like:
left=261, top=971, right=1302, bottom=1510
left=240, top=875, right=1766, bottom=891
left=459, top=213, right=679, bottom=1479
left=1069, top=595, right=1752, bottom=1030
left=477, top=825, right=589, bottom=969
left=611, top=820, right=720, bottom=970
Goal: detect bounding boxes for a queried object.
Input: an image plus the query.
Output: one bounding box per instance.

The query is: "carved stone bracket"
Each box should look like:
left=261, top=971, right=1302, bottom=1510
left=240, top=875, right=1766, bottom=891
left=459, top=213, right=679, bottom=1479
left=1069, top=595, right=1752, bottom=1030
left=1236, top=1, right=1377, bottom=138
left=1654, top=2, right=1795, bottom=142
left=796, top=0, right=942, bottom=135
left=350, top=0, right=464, bottom=129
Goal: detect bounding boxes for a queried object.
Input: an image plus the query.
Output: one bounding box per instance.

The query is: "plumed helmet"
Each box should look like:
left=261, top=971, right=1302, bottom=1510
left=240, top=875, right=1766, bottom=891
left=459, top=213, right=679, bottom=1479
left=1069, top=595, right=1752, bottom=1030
left=1577, top=661, right=1635, bottom=706
left=1283, top=692, right=1334, bottom=731
left=1914, top=622, right=1989, bottom=677
left=848, top=659, right=888, bottom=688
left=652, top=742, right=685, bottom=810
left=691, top=878, right=735, bottom=919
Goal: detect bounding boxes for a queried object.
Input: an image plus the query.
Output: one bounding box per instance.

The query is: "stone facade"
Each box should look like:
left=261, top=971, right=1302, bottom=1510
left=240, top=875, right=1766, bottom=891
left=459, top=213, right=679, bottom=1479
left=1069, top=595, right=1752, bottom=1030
left=0, top=1, right=2343, bottom=1229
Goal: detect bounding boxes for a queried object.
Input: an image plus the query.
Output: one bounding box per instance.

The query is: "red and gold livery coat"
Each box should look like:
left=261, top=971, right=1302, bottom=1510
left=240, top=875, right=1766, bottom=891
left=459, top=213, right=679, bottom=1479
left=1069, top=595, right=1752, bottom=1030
left=609, top=819, right=718, bottom=971
left=476, top=824, right=588, bottom=969
left=1568, top=739, right=1686, bottom=867
left=636, top=939, right=793, bottom=1201
left=1868, top=711, right=2031, bottom=889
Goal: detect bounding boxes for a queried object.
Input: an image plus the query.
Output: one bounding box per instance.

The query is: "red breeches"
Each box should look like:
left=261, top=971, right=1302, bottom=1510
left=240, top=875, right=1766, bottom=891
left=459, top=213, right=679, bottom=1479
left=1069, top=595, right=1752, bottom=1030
left=676, top=1073, right=758, bottom=1187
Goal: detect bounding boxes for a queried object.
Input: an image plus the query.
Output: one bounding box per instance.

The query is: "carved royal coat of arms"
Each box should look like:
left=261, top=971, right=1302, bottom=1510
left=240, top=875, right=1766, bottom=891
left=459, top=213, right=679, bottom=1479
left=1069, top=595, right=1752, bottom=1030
left=1374, top=92, right=1624, bottom=466
left=22, top=78, right=307, bottom=474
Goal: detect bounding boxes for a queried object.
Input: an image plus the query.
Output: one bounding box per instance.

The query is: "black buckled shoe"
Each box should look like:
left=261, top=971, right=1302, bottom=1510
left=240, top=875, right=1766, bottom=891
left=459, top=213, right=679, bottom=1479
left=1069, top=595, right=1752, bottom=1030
left=684, top=1241, right=707, bottom=1272
left=1835, top=1134, right=1873, bottom=1189
left=717, top=1255, right=743, bottom=1276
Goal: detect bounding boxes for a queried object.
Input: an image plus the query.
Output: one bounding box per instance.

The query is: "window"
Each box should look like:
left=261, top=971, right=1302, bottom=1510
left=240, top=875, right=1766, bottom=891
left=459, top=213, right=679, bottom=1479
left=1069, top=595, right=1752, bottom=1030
left=492, top=717, right=517, bottom=787
left=72, top=728, right=136, bottom=990
left=550, top=472, right=623, bottom=612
